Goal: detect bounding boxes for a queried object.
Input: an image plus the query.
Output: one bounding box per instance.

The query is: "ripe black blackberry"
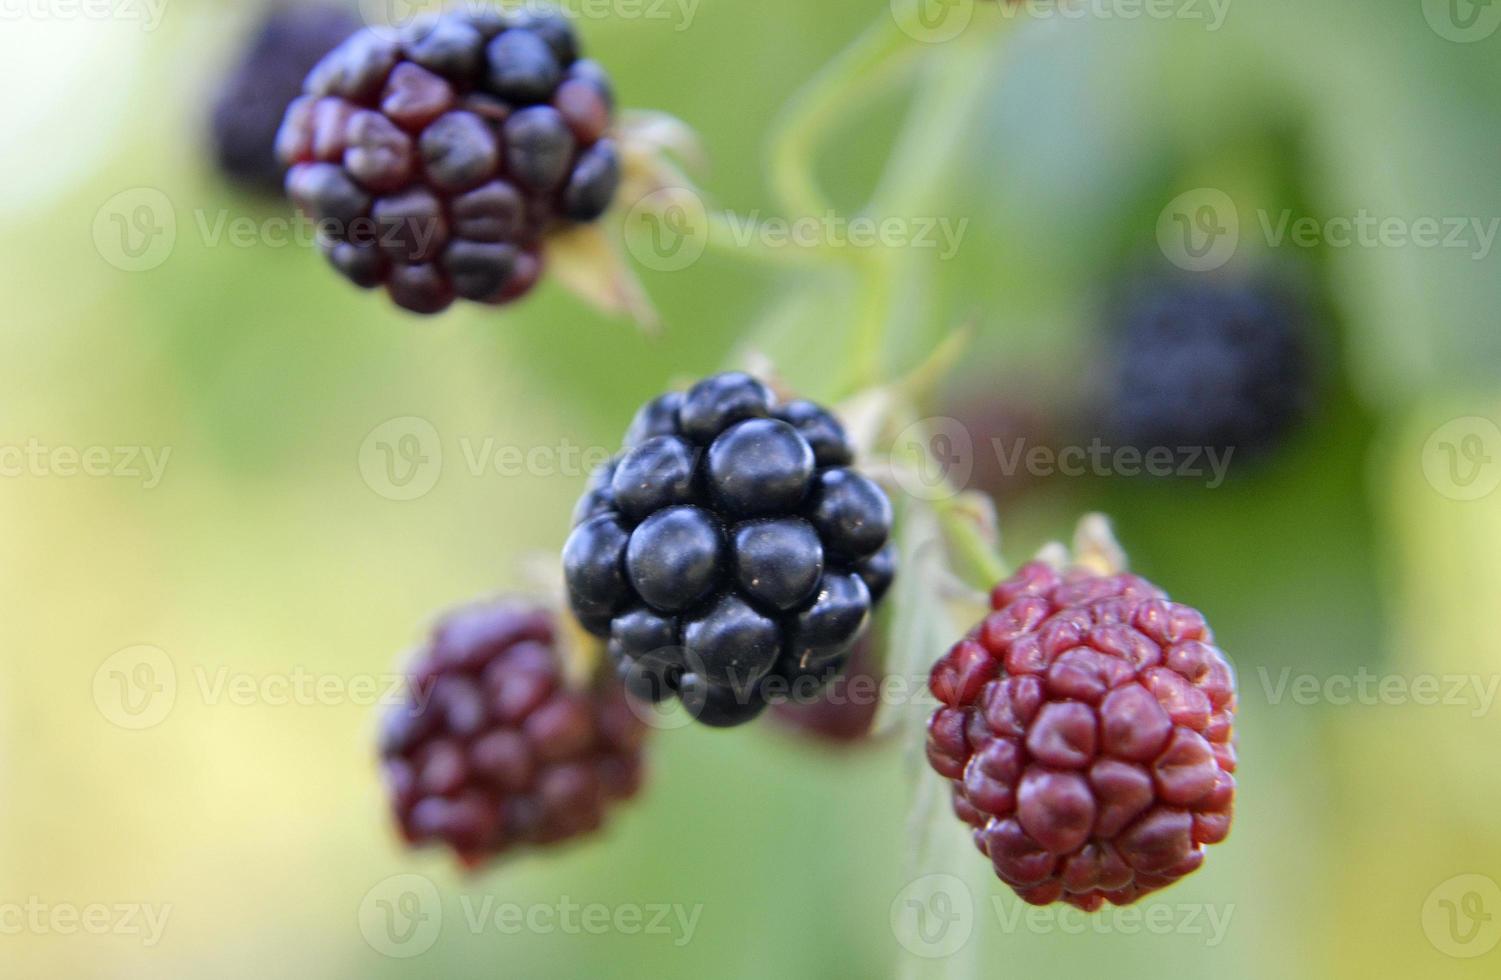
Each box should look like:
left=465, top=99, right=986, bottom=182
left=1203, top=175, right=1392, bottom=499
left=210, top=4, right=359, bottom=193
left=379, top=599, right=646, bottom=868
left=277, top=7, right=621, bottom=314
left=1099, top=276, right=1311, bottom=461
left=564, top=373, right=897, bottom=728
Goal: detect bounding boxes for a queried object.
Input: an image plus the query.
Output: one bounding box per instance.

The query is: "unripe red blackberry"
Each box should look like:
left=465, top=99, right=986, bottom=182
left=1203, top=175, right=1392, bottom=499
left=927, top=559, right=1236, bottom=910
left=210, top=4, right=359, bottom=194
left=277, top=7, right=620, bottom=314
left=379, top=599, right=646, bottom=868
left=564, top=373, right=896, bottom=728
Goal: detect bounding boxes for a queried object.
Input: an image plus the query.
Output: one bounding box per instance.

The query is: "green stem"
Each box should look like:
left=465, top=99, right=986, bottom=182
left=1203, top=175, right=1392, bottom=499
left=888, top=415, right=1009, bottom=590
left=851, top=250, right=897, bottom=388
left=700, top=210, right=829, bottom=267
left=768, top=13, right=923, bottom=222
left=845, top=22, right=1009, bottom=390
left=934, top=496, right=1009, bottom=590
left=868, top=31, right=1002, bottom=218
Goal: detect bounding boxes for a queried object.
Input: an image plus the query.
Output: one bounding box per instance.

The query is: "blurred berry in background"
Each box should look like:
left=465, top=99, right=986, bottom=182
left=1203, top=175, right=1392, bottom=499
left=1095, top=273, right=1315, bottom=468
left=379, top=599, right=646, bottom=870
left=209, top=4, right=359, bottom=194
left=769, top=632, right=884, bottom=745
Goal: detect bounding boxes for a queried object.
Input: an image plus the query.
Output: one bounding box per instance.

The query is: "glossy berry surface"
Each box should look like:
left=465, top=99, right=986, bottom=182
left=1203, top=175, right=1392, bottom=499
left=926, top=561, right=1236, bottom=910
left=210, top=4, right=358, bottom=193
left=1101, top=276, right=1311, bottom=461
left=379, top=600, right=645, bottom=868
left=277, top=7, right=620, bottom=314
left=563, top=372, right=896, bottom=728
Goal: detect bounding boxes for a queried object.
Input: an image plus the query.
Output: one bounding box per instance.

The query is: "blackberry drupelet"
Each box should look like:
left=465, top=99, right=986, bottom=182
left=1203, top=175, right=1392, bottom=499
left=1100, top=276, right=1311, bottom=462
left=926, top=561, right=1236, bottom=910
left=277, top=7, right=621, bottom=313
left=563, top=372, right=897, bottom=728
left=379, top=599, right=646, bottom=868
left=210, top=4, right=359, bottom=193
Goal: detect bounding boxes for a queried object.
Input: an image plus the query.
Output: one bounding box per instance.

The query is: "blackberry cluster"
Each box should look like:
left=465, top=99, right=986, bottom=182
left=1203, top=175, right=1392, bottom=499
left=210, top=4, right=359, bottom=194
left=1100, top=276, right=1311, bottom=461
left=563, top=372, right=897, bottom=728
left=379, top=600, right=646, bottom=868
left=276, top=7, right=621, bottom=314
left=927, top=561, right=1236, bottom=910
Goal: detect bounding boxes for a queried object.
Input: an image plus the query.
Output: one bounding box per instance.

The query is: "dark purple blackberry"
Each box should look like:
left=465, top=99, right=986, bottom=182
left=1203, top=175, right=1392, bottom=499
left=1099, top=276, right=1312, bottom=462
left=276, top=7, right=621, bottom=314
left=379, top=599, right=647, bottom=868
left=209, top=5, right=359, bottom=193
left=562, top=373, right=897, bottom=728
left=770, top=632, right=884, bottom=745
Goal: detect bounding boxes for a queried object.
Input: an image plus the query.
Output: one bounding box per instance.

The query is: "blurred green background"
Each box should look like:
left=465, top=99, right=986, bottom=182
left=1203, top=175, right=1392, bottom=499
left=2, top=0, right=1500, bottom=976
